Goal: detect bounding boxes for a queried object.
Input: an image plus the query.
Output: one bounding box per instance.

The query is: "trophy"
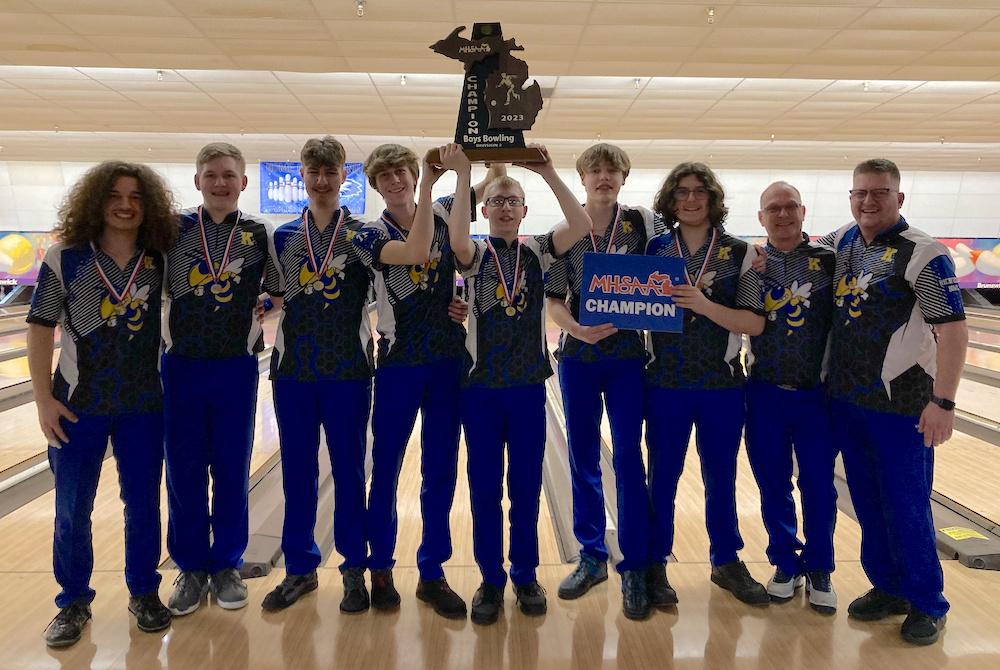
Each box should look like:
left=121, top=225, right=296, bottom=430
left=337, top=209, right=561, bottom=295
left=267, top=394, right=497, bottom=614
left=428, top=23, right=546, bottom=164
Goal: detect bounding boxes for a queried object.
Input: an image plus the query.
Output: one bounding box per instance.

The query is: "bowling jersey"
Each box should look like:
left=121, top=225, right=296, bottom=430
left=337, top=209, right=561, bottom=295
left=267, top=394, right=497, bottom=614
left=271, top=207, right=374, bottom=382
left=747, top=234, right=835, bottom=390
left=162, top=207, right=281, bottom=359
left=462, top=234, right=559, bottom=388
left=645, top=227, right=765, bottom=390
left=546, top=204, right=663, bottom=362
left=27, top=242, right=164, bottom=415
left=824, top=218, right=965, bottom=416
left=351, top=194, right=470, bottom=368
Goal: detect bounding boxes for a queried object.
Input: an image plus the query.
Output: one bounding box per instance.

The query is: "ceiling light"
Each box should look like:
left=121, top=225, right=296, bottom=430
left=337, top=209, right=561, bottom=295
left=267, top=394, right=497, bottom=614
left=357, top=0, right=365, bottom=17
left=770, top=134, right=775, bottom=141
left=157, top=70, right=163, bottom=81
left=863, top=81, right=869, bottom=92
left=634, top=78, right=640, bottom=89
left=707, top=6, right=715, bottom=24
left=400, top=74, right=406, bottom=86
left=940, top=136, right=945, bottom=144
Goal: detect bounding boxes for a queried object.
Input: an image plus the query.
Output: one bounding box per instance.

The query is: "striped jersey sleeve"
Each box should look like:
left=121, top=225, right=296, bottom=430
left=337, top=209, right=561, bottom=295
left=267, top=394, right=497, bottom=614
left=262, top=222, right=284, bottom=296
left=26, top=244, right=66, bottom=327
left=350, top=223, right=391, bottom=270
left=913, top=254, right=965, bottom=324
left=736, top=245, right=766, bottom=315
left=545, top=255, right=568, bottom=299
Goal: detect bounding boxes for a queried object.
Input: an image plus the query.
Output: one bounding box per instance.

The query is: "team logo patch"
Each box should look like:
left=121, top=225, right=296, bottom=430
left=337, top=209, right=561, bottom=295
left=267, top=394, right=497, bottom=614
left=189, top=257, right=244, bottom=310
left=765, top=280, right=812, bottom=335
left=100, top=284, right=152, bottom=338
left=835, top=272, right=872, bottom=325
left=299, top=254, right=348, bottom=306
left=409, top=245, right=442, bottom=290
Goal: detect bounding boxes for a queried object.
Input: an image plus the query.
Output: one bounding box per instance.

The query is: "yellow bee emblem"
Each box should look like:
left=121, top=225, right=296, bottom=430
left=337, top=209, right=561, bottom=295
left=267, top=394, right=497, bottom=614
left=835, top=272, right=872, bottom=325
left=100, top=284, right=151, bottom=339
left=189, top=258, right=244, bottom=310
left=496, top=273, right=528, bottom=318
left=409, top=248, right=442, bottom=290
left=299, top=254, right=348, bottom=307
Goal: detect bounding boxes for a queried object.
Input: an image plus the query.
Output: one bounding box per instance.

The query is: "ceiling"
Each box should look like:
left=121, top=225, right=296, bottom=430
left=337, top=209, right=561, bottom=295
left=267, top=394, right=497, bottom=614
left=2, top=0, right=1000, bottom=170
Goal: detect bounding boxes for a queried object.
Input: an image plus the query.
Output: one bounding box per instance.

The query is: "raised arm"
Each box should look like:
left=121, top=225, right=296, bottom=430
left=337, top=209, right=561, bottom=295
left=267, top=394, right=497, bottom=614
left=439, top=144, right=476, bottom=269
left=27, top=323, right=77, bottom=445
left=518, top=146, right=591, bottom=256
left=474, top=162, right=507, bottom=204
left=376, top=150, right=445, bottom=266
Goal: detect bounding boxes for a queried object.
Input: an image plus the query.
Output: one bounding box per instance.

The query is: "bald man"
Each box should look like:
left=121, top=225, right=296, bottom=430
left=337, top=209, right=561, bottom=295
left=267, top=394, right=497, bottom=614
left=744, top=181, right=839, bottom=614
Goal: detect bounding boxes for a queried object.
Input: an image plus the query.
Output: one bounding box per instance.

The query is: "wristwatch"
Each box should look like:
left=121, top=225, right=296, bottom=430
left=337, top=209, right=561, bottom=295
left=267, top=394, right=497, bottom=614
left=930, top=395, right=956, bottom=411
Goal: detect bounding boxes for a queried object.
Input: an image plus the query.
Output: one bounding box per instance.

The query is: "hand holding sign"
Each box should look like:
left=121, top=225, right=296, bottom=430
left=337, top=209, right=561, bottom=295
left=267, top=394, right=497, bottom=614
left=671, top=283, right=713, bottom=315
left=573, top=322, right=618, bottom=344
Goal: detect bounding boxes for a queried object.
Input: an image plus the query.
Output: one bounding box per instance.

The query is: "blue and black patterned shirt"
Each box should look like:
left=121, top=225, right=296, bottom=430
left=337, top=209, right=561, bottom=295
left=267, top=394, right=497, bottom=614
left=351, top=195, right=469, bottom=368
left=645, top=228, right=765, bottom=390
left=462, top=234, right=559, bottom=388
left=546, top=204, right=663, bottom=362
left=271, top=207, right=374, bottom=382
left=27, top=243, right=164, bottom=415
left=823, top=217, right=965, bottom=416
left=163, top=208, right=281, bottom=359
left=748, top=234, right=835, bottom=390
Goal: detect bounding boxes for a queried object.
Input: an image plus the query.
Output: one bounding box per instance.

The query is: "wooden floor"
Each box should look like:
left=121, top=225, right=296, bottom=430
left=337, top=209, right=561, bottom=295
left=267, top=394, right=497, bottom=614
left=2, top=321, right=1000, bottom=667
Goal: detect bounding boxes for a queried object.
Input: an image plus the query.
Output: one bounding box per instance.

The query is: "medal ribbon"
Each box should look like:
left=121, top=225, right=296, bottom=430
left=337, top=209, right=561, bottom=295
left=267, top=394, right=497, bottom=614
left=589, top=204, right=622, bottom=253
left=304, top=207, right=346, bottom=279
left=197, top=205, right=240, bottom=281
left=92, top=243, right=145, bottom=305
left=380, top=211, right=409, bottom=240
left=675, top=227, right=717, bottom=288
left=485, top=237, right=521, bottom=308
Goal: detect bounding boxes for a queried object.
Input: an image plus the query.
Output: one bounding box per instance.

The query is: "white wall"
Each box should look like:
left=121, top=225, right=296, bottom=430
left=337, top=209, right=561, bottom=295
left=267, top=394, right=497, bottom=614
left=2, top=160, right=998, bottom=240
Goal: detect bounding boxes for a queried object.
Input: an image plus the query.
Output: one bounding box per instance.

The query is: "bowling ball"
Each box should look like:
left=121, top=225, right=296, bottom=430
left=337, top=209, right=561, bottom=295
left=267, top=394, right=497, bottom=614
left=0, top=234, right=36, bottom=275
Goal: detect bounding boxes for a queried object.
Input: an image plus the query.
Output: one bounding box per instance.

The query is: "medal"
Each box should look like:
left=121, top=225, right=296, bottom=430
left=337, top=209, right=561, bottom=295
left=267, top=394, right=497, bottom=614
left=303, top=207, right=346, bottom=288
left=92, top=242, right=145, bottom=324
left=198, top=205, right=241, bottom=284
left=674, top=227, right=717, bottom=322
left=589, top=204, right=621, bottom=254
left=486, top=237, right=521, bottom=316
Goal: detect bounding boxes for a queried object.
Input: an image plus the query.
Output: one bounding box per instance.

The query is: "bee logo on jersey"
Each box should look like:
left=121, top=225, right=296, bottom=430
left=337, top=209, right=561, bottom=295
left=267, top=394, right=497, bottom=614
left=299, top=254, right=348, bottom=306
left=835, top=272, right=872, bottom=325
left=496, top=272, right=528, bottom=317
left=410, top=244, right=442, bottom=290
left=765, top=280, right=813, bottom=335
left=189, top=257, right=244, bottom=310
left=697, top=270, right=717, bottom=295
left=100, top=284, right=152, bottom=339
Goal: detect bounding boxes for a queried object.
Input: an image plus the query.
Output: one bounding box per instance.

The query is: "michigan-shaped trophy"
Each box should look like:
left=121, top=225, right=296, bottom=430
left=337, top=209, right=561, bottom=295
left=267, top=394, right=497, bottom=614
left=429, top=23, right=545, bottom=163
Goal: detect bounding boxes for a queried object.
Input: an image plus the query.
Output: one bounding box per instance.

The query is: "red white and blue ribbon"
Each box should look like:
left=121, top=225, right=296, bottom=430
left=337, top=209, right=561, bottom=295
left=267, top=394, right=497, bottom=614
left=92, top=243, right=145, bottom=305
left=589, top=204, right=622, bottom=253
left=675, top=226, right=717, bottom=288
left=198, top=205, right=240, bottom=281
left=485, top=237, right=521, bottom=308
left=304, top=207, right=346, bottom=279
left=380, top=211, right=408, bottom=240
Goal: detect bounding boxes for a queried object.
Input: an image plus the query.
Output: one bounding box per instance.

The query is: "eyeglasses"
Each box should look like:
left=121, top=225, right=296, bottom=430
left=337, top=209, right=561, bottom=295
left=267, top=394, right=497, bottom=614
left=849, top=188, right=895, bottom=201
left=762, top=203, right=802, bottom=215
left=486, top=196, right=524, bottom=207
left=673, top=187, right=710, bottom=201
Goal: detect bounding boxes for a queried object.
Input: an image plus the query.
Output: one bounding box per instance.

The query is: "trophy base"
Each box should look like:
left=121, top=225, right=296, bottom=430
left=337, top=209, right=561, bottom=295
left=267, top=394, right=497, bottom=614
left=427, top=146, right=547, bottom=165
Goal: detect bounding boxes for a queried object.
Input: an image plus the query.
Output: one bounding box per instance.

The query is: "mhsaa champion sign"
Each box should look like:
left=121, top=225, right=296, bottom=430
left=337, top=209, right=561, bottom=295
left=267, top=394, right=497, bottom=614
left=579, top=253, right=686, bottom=333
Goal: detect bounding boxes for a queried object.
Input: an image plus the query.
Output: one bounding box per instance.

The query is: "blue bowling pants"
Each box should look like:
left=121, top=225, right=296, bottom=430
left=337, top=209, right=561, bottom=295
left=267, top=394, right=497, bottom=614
left=366, top=357, right=463, bottom=580
left=559, top=357, right=650, bottom=573
left=830, top=399, right=949, bottom=618
left=646, top=386, right=746, bottom=566
left=745, top=379, right=838, bottom=576
left=163, top=353, right=258, bottom=574
left=50, top=411, right=164, bottom=607
left=273, top=378, right=370, bottom=575
left=462, top=384, right=546, bottom=588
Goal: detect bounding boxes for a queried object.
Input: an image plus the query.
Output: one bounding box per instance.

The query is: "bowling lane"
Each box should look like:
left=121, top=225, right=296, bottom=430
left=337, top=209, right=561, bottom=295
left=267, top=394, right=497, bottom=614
left=936, top=430, right=1000, bottom=526
left=0, top=369, right=280, bottom=573
left=0, top=316, right=27, bottom=337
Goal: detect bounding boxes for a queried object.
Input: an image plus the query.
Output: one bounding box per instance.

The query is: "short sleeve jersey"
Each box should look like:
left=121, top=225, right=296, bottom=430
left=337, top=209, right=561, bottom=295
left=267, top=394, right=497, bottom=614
left=27, top=242, right=164, bottom=415
left=271, top=207, right=374, bottom=382
left=462, top=234, right=559, bottom=388
left=747, top=234, right=835, bottom=390
left=644, top=228, right=765, bottom=390
left=826, top=217, right=965, bottom=416
left=546, top=204, right=663, bottom=362
left=163, top=207, right=282, bottom=359
left=351, top=195, right=468, bottom=368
